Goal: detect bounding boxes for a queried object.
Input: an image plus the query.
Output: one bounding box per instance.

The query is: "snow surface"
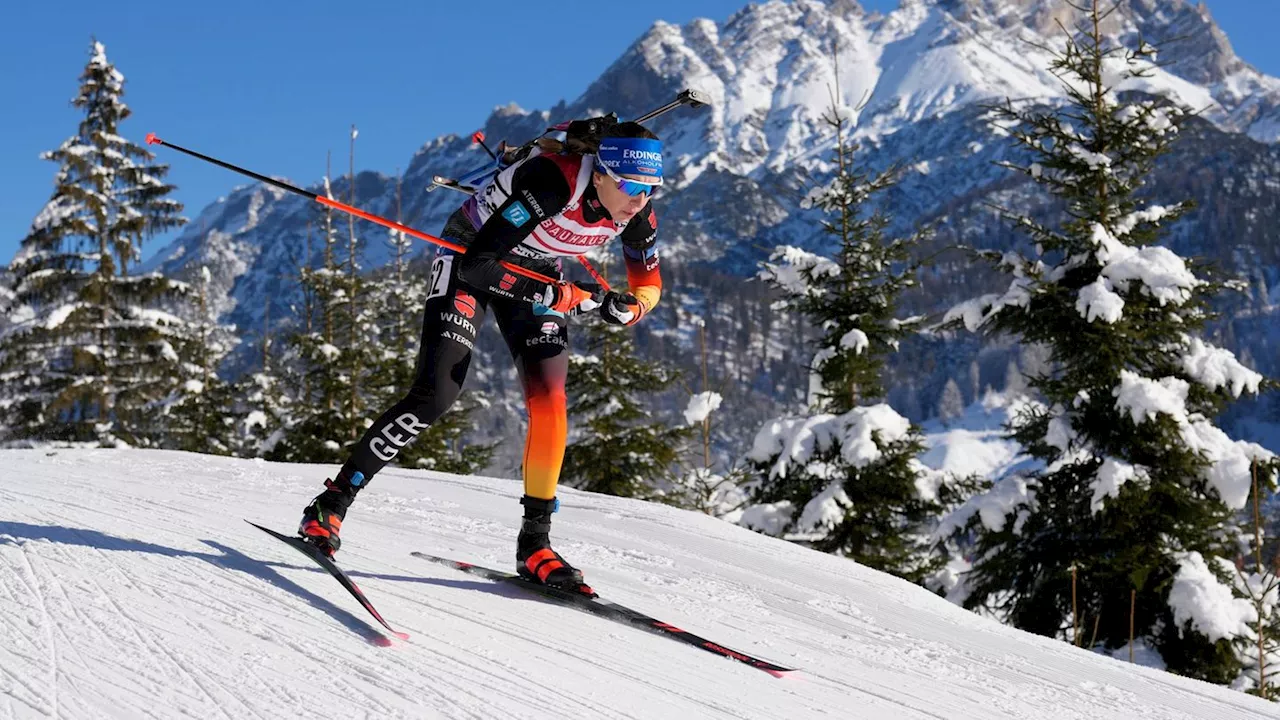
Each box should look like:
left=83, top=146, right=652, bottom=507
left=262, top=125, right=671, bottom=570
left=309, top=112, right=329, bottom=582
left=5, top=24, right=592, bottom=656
left=2, top=450, right=1274, bottom=718
left=917, top=392, right=1029, bottom=482
left=1090, top=458, right=1145, bottom=513
left=1112, top=370, right=1273, bottom=509
left=1076, top=277, right=1125, bottom=324
left=1180, top=336, right=1264, bottom=398
left=1167, top=552, right=1257, bottom=644
left=683, top=391, right=723, bottom=426
left=748, top=404, right=913, bottom=479
left=1091, top=224, right=1200, bottom=308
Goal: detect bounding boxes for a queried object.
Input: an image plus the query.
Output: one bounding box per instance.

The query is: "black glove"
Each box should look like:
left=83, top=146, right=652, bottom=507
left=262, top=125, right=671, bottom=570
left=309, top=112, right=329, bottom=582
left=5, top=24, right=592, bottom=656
left=599, top=292, right=640, bottom=325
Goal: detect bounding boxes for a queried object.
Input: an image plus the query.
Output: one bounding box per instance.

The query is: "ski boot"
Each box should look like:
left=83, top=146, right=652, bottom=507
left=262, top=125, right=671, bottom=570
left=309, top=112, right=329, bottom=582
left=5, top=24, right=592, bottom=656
left=298, top=473, right=362, bottom=558
left=516, top=495, right=594, bottom=597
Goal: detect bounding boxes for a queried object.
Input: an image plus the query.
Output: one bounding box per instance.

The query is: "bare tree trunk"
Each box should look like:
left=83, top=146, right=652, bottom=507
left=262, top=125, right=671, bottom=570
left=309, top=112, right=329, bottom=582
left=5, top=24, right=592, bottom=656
left=1253, top=459, right=1268, bottom=699
left=347, top=125, right=360, bottom=439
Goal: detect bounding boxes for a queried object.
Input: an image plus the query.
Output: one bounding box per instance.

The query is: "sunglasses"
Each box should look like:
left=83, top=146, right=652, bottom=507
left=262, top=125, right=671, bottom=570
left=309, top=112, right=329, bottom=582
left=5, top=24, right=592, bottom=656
left=595, top=158, right=662, bottom=197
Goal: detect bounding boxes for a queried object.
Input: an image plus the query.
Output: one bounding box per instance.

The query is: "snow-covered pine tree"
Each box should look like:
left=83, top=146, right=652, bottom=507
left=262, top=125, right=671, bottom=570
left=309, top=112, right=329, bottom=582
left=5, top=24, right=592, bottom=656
left=0, top=267, right=17, bottom=334
left=0, top=40, right=187, bottom=446
left=938, top=378, right=966, bottom=424
left=741, top=55, right=948, bottom=585
left=239, top=302, right=293, bottom=457
left=938, top=1, right=1276, bottom=685
left=268, top=161, right=371, bottom=463
left=563, top=301, right=691, bottom=499
left=361, top=175, right=493, bottom=474
left=161, top=266, right=241, bottom=455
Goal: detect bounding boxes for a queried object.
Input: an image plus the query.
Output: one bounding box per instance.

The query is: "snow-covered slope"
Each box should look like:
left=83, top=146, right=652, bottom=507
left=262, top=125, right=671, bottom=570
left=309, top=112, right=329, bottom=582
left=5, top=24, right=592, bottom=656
left=1, top=449, right=1273, bottom=718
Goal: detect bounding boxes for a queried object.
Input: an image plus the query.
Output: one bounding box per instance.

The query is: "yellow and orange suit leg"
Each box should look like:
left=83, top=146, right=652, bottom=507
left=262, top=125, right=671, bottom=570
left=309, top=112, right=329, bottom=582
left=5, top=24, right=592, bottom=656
left=520, top=360, right=569, bottom=500
left=502, top=246, right=662, bottom=499
left=494, top=297, right=571, bottom=501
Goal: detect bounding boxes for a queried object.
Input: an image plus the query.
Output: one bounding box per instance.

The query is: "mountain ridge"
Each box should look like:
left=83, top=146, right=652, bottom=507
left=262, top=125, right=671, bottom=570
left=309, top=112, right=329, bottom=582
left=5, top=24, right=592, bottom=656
left=135, top=0, right=1280, bottom=464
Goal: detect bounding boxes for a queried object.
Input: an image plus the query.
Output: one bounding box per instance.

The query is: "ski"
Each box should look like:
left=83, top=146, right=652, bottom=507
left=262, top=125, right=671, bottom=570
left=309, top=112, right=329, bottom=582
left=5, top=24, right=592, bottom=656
left=247, top=521, right=409, bottom=641
left=411, top=552, right=792, bottom=677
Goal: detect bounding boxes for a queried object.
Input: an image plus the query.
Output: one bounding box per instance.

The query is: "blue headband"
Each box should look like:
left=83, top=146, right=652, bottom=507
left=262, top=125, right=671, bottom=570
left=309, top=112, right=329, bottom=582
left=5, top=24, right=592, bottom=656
left=595, top=137, right=664, bottom=184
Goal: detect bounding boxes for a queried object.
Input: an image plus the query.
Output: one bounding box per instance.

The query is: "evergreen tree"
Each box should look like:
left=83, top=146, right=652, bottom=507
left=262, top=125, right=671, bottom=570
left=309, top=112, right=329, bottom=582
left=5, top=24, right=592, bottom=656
left=939, top=2, right=1275, bottom=685
left=938, top=378, right=965, bottom=424
left=742, top=57, right=950, bottom=584
left=0, top=40, right=187, bottom=445
left=563, top=313, right=690, bottom=499
left=240, top=324, right=294, bottom=458
left=162, top=266, right=241, bottom=455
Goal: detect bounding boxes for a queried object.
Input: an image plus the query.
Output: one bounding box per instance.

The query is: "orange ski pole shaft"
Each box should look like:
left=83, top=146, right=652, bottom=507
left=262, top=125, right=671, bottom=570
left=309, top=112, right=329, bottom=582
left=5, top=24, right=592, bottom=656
left=145, top=132, right=573, bottom=288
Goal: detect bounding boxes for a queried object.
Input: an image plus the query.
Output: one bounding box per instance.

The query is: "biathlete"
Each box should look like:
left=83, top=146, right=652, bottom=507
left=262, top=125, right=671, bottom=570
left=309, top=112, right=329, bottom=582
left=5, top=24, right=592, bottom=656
left=297, top=121, right=664, bottom=594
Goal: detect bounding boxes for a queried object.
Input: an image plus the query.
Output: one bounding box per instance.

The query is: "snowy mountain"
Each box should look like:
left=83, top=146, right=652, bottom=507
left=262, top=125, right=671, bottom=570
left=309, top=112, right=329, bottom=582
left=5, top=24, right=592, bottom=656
left=2, top=448, right=1276, bottom=718
left=136, top=0, right=1280, bottom=458
left=143, top=0, right=1280, bottom=321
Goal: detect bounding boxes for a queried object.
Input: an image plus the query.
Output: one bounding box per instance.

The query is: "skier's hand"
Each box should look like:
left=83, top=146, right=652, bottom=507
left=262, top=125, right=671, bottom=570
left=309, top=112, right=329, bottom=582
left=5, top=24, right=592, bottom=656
left=598, top=291, right=640, bottom=325
left=536, top=281, right=602, bottom=317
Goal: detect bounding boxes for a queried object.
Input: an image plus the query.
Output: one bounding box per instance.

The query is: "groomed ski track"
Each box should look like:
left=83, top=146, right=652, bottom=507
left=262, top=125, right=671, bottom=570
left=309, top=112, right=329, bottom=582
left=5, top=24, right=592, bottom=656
left=0, top=449, right=1272, bottom=719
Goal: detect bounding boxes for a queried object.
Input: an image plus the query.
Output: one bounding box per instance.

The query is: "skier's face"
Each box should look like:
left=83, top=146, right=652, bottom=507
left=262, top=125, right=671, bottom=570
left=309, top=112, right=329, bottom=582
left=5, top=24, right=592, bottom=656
left=593, top=171, right=651, bottom=223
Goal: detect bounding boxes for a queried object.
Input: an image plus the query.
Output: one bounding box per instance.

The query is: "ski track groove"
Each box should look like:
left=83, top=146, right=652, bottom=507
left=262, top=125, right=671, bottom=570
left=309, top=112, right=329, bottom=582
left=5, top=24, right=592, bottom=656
left=41, top=526, right=232, bottom=716
left=765, top=598, right=975, bottom=718
left=5, top=546, right=87, bottom=712
left=26, top=548, right=99, bottom=700
left=371, top=556, right=636, bottom=720
left=332, top=557, right=603, bottom=719
left=373, top=561, right=748, bottom=720
left=355, top=661, right=486, bottom=720
left=231, top=546, right=435, bottom=718
left=35, top=499, right=406, bottom=718
left=394, top=592, right=660, bottom=719
left=0, top=665, right=43, bottom=718
left=71, top=542, right=240, bottom=720
left=562, top=525, right=956, bottom=719
left=117, top=556, right=275, bottom=720
left=15, top=539, right=58, bottom=718
left=379, top=557, right=638, bottom=717
left=216, top=571, right=396, bottom=717
left=36, top=545, right=176, bottom=719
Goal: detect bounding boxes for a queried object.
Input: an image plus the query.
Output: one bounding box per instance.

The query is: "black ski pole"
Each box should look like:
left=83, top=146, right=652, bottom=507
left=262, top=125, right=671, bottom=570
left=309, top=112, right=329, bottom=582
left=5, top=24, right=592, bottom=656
left=634, top=89, right=711, bottom=125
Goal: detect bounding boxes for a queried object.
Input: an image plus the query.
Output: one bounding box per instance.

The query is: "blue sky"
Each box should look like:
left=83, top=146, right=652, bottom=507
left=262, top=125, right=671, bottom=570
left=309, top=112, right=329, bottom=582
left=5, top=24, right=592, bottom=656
left=2, top=0, right=1276, bottom=262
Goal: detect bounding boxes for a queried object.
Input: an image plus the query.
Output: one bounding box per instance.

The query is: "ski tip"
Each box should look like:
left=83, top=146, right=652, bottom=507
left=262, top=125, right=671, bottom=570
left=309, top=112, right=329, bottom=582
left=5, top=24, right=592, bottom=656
left=371, top=632, right=410, bottom=647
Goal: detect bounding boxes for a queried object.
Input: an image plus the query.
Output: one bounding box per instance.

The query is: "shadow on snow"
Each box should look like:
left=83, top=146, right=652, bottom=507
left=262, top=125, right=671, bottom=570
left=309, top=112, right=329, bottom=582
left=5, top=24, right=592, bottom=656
left=0, top=520, right=565, bottom=635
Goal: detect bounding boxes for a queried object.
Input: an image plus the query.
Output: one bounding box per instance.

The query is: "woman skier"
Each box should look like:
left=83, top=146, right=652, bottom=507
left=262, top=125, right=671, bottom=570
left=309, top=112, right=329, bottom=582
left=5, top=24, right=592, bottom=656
left=296, top=121, right=664, bottom=595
